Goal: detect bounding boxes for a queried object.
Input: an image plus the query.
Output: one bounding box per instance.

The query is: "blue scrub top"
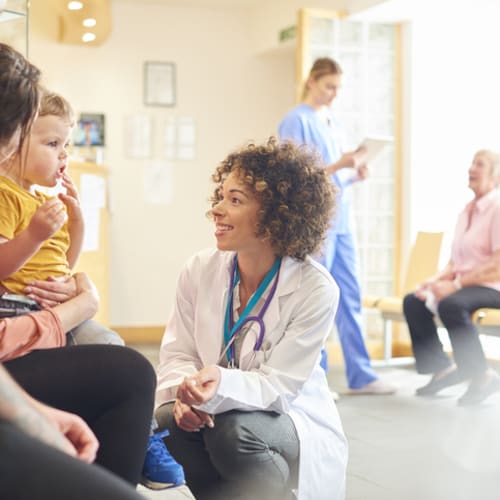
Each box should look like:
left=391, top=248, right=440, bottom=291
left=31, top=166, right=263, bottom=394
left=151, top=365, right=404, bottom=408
left=278, top=103, right=354, bottom=234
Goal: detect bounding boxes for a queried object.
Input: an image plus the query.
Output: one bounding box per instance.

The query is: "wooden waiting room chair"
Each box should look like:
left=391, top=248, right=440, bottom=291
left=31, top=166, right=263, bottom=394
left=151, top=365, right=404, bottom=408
left=475, top=308, right=500, bottom=337
left=368, top=231, right=444, bottom=365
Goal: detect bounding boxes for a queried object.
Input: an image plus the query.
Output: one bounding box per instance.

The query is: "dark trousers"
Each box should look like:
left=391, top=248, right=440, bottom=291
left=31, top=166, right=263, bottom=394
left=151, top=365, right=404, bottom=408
left=156, top=402, right=299, bottom=500
left=403, top=286, right=500, bottom=378
left=2, top=345, right=156, bottom=499
left=0, top=421, right=147, bottom=500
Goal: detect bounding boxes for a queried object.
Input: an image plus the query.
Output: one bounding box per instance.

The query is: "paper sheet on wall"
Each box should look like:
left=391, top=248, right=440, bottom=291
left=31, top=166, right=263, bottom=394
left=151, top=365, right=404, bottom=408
left=125, top=115, right=153, bottom=159
left=144, top=160, right=173, bottom=205
left=80, top=174, right=106, bottom=209
left=164, top=116, right=196, bottom=160
left=177, top=117, right=196, bottom=160
left=79, top=174, right=106, bottom=252
left=81, top=206, right=100, bottom=252
left=165, top=117, right=176, bottom=160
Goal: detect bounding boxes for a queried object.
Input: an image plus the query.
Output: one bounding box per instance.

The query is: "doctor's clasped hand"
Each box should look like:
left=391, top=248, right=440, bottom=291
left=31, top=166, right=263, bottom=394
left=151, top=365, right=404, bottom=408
left=178, top=366, right=221, bottom=406
left=174, top=367, right=219, bottom=431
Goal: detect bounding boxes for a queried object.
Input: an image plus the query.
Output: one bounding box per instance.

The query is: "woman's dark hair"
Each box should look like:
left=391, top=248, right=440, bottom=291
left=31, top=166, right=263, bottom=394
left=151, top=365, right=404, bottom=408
left=209, top=137, right=336, bottom=261
left=0, top=43, right=41, bottom=156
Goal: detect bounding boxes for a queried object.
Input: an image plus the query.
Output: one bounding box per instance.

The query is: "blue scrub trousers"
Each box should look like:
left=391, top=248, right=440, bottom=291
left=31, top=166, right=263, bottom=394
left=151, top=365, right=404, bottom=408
left=321, top=229, right=378, bottom=389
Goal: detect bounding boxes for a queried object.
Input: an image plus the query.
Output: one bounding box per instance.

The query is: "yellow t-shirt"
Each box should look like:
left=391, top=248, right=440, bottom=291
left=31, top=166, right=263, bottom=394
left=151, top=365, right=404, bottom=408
left=0, top=176, right=70, bottom=294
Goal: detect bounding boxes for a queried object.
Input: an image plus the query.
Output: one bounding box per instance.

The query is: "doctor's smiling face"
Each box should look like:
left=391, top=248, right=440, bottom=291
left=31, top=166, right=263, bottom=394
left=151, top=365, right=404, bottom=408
left=211, top=170, right=266, bottom=255
left=210, top=139, right=334, bottom=261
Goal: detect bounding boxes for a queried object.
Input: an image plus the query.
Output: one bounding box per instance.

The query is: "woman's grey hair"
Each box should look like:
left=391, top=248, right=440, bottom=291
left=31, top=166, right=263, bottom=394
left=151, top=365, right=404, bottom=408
left=475, top=149, right=500, bottom=178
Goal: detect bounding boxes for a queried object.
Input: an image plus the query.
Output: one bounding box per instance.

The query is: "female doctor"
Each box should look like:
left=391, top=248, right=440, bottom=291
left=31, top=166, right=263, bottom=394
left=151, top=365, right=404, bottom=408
left=155, top=138, right=347, bottom=500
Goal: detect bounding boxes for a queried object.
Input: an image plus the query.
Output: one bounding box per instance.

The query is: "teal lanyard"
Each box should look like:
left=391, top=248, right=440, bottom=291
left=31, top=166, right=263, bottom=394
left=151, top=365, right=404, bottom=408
left=223, top=255, right=281, bottom=363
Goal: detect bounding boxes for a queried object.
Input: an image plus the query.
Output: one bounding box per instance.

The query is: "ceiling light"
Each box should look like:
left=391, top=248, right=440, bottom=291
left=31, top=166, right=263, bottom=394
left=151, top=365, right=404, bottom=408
left=67, top=1, right=83, bottom=10
left=83, top=18, right=96, bottom=27
left=82, top=32, right=96, bottom=43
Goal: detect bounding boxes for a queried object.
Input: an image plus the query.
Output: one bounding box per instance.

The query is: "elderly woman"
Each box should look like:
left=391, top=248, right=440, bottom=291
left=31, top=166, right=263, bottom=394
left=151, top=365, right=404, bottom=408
left=155, top=138, right=347, bottom=500
left=403, top=149, right=500, bottom=406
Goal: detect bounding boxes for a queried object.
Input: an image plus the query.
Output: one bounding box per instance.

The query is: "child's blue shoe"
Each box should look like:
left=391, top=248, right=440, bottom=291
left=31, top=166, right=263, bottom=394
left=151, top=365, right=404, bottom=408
left=141, top=430, right=186, bottom=490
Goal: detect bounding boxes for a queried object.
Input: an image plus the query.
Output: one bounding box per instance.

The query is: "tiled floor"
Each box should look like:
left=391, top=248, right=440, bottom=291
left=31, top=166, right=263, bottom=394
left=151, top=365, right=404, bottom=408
left=137, top=484, right=195, bottom=499
left=329, top=366, right=500, bottom=500
left=134, top=344, right=500, bottom=500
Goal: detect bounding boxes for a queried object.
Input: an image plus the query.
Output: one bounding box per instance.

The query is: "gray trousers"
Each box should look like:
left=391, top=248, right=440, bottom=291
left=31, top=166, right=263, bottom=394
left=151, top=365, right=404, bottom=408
left=156, top=402, right=300, bottom=500
left=66, top=319, right=125, bottom=346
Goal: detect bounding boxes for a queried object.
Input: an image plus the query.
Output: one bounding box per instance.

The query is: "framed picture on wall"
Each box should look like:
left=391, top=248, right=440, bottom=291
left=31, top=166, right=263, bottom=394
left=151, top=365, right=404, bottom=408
left=73, top=113, right=105, bottom=146
left=144, top=61, right=176, bottom=107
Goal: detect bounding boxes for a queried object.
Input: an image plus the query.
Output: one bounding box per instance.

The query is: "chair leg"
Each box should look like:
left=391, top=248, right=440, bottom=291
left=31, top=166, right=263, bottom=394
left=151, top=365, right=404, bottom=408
left=371, top=317, right=415, bottom=368
left=383, top=318, right=393, bottom=361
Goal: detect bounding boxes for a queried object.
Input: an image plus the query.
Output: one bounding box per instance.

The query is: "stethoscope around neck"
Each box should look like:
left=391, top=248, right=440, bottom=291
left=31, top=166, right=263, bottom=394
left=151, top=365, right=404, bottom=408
left=221, top=255, right=282, bottom=367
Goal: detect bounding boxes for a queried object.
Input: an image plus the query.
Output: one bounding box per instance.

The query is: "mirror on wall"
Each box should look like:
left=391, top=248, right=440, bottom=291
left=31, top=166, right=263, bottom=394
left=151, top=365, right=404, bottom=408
left=0, top=0, right=28, bottom=55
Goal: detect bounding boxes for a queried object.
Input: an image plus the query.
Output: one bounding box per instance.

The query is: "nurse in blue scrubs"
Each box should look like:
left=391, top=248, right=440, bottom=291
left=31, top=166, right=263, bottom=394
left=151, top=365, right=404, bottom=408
left=279, top=57, right=396, bottom=393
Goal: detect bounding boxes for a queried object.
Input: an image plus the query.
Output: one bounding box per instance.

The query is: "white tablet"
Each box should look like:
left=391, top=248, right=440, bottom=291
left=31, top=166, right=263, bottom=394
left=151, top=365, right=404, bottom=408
left=357, top=136, right=393, bottom=164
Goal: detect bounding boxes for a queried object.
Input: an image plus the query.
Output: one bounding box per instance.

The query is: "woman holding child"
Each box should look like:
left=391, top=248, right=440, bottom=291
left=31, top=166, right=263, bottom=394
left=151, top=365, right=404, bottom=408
left=155, top=138, right=347, bottom=500
left=0, top=42, right=155, bottom=499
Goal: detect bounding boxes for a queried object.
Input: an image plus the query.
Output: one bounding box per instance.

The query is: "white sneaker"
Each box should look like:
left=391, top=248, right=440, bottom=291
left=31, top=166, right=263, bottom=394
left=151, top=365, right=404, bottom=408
left=349, top=379, right=398, bottom=395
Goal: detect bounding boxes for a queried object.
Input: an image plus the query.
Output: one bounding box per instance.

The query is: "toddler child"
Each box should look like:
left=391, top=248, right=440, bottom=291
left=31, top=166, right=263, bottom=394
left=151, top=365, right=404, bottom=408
left=0, top=89, right=121, bottom=345
left=0, top=89, right=185, bottom=489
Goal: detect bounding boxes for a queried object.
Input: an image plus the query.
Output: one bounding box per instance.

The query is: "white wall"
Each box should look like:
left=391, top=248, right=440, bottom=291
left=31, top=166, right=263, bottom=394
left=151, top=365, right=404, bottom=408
left=351, top=0, right=500, bottom=264
left=29, top=1, right=296, bottom=326
left=408, top=1, right=500, bottom=258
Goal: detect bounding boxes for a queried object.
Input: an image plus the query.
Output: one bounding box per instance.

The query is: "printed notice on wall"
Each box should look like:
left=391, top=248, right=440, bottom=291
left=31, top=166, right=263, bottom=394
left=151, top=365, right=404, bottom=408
left=165, top=117, right=176, bottom=160
left=144, top=160, right=173, bottom=205
left=125, top=115, right=153, bottom=159
left=80, top=174, right=106, bottom=209
left=80, top=174, right=106, bottom=252
left=177, top=117, right=196, bottom=160
left=164, top=116, right=196, bottom=160
left=81, top=206, right=100, bottom=252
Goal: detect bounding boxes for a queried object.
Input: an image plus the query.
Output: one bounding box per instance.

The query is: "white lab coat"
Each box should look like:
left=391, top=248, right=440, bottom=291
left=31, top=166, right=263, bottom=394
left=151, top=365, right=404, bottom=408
left=156, top=248, right=347, bottom=500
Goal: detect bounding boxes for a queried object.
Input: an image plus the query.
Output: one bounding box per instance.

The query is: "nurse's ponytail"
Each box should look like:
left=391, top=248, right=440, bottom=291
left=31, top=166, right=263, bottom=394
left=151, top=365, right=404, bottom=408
left=301, top=57, right=342, bottom=100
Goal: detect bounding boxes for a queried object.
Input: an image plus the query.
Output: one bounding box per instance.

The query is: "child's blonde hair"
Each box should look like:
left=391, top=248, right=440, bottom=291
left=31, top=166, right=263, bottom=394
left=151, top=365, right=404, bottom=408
left=39, top=89, right=75, bottom=127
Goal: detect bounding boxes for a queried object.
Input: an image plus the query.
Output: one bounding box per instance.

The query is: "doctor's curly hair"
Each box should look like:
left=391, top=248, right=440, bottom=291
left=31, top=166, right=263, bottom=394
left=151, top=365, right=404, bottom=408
left=209, top=137, right=336, bottom=261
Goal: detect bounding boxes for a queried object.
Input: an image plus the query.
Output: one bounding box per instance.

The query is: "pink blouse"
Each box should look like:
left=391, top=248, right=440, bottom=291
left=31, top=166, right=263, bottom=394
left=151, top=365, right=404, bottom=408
left=451, top=189, right=500, bottom=291
left=0, top=309, right=65, bottom=362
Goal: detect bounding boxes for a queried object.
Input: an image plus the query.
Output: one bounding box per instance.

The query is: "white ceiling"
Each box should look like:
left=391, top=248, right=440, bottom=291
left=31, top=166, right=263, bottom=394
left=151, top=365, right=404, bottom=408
left=112, top=0, right=500, bottom=20
left=110, top=0, right=375, bottom=13
left=349, top=0, right=500, bottom=22
left=112, top=0, right=270, bottom=9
